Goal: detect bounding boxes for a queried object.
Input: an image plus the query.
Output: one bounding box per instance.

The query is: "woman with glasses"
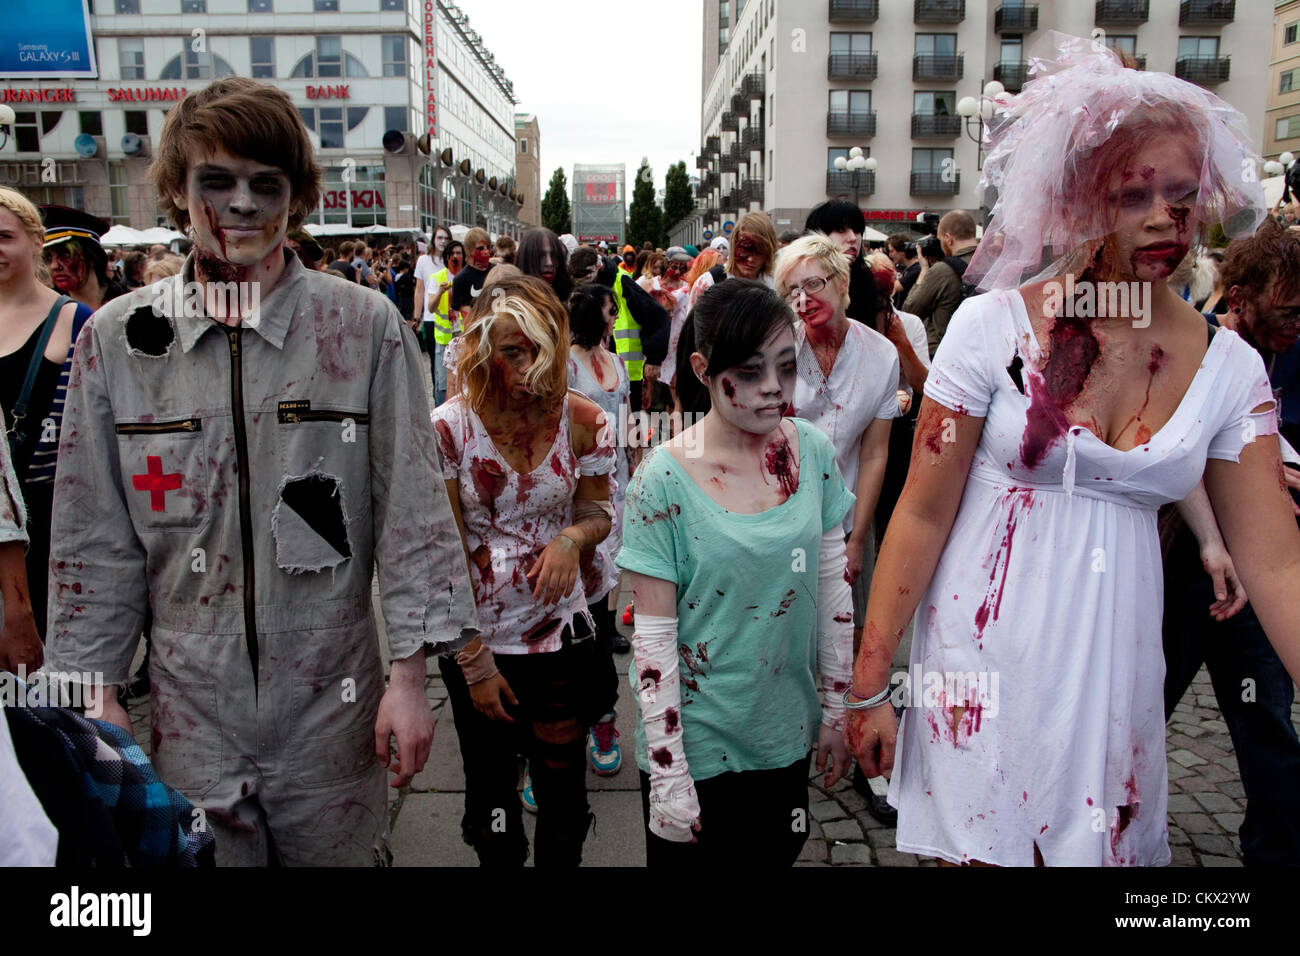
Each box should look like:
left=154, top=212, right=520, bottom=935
left=844, top=36, right=1300, bottom=866
left=688, top=212, right=778, bottom=308
left=0, top=190, right=95, bottom=647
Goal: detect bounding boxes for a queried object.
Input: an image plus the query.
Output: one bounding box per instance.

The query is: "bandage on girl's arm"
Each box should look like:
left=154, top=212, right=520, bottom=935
left=817, top=529, right=854, bottom=730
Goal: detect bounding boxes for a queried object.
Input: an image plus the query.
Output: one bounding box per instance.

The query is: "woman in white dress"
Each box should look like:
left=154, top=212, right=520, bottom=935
left=843, top=35, right=1300, bottom=867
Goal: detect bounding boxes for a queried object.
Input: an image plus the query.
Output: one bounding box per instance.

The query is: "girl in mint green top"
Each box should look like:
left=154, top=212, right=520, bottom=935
left=616, top=278, right=856, bottom=863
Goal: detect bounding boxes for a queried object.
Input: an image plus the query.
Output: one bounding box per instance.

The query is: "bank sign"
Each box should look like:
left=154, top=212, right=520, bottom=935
left=0, top=0, right=97, bottom=78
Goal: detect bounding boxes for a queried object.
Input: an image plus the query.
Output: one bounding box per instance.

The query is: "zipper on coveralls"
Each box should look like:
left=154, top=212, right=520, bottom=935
left=228, top=327, right=259, bottom=698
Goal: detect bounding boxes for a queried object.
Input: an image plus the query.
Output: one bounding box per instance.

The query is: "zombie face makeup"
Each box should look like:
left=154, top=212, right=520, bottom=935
left=603, top=295, right=618, bottom=337
left=1237, top=281, right=1300, bottom=353
left=471, top=241, right=492, bottom=270
left=434, top=229, right=450, bottom=254
left=1105, top=135, right=1200, bottom=284
left=42, top=241, right=89, bottom=294
left=827, top=227, right=862, bottom=263
left=488, top=313, right=539, bottom=403
left=174, top=147, right=292, bottom=276
left=732, top=234, right=766, bottom=279
left=538, top=248, right=556, bottom=285
left=783, top=257, right=843, bottom=330
left=700, top=323, right=797, bottom=435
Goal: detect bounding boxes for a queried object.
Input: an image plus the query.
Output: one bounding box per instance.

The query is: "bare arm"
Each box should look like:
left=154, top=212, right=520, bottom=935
left=1205, top=434, right=1300, bottom=685
left=1175, top=480, right=1247, bottom=620
left=845, top=417, right=893, bottom=582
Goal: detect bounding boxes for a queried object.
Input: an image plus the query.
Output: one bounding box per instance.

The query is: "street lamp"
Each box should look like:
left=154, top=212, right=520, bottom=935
left=957, top=81, right=1008, bottom=170
left=833, top=146, right=877, bottom=209
left=0, top=105, right=14, bottom=151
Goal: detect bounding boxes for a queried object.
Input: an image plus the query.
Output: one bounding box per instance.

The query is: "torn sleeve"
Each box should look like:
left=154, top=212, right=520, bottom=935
left=0, top=428, right=27, bottom=546
left=44, top=317, right=149, bottom=687
left=368, top=304, right=479, bottom=659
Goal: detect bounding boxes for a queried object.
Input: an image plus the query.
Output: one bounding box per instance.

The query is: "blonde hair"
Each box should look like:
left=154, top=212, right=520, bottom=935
left=775, top=232, right=852, bottom=310
left=144, top=257, right=183, bottom=283
left=456, top=273, right=570, bottom=414
left=0, top=187, right=46, bottom=273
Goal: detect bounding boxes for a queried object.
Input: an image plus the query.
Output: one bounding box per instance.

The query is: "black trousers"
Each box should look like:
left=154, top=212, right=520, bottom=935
left=639, top=753, right=812, bottom=867
left=439, top=632, right=614, bottom=867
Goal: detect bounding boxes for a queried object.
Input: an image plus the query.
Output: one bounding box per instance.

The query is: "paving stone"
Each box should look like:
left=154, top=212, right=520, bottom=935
left=1199, top=855, right=1242, bottom=867
left=1166, top=794, right=1199, bottom=813
left=1165, top=733, right=1198, bottom=752
left=1201, top=718, right=1229, bottom=734
left=854, top=810, right=885, bottom=831
left=1168, top=826, right=1190, bottom=846
left=866, top=827, right=897, bottom=849
left=875, top=847, right=919, bottom=867
left=1190, top=832, right=1235, bottom=857
left=1216, top=780, right=1246, bottom=799
left=797, top=839, right=828, bottom=863
left=831, top=842, right=872, bottom=865
left=810, top=800, right=848, bottom=823
left=1168, top=748, right=1206, bottom=768
left=822, top=819, right=865, bottom=843
left=1199, top=764, right=1235, bottom=783
left=1212, top=812, right=1245, bottom=833
left=1173, top=812, right=1219, bottom=835
left=1169, top=723, right=1205, bottom=738
left=1169, top=845, right=1197, bottom=867
left=1166, top=761, right=1193, bottom=780
left=1190, top=743, right=1231, bottom=763
left=810, top=820, right=823, bottom=839
left=1191, top=791, right=1238, bottom=814
left=835, top=789, right=869, bottom=814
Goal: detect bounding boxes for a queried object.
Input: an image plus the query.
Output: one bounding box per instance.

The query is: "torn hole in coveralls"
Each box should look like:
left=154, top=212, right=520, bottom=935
left=272, top=472, right=352, bottom=573
left=124, top=306, right=176, bottom=358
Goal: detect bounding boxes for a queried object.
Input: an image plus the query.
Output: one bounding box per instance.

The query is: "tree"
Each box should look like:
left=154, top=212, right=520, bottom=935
left=627, top=157, right=662, bottom=251
left=540, top=167, right=571, bottom=235
left=661, top=161, right=694, bottom=243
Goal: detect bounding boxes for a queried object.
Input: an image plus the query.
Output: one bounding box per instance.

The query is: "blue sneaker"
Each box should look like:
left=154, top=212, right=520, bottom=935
left=588, top=717, right=622, bottom=776
left=521, top=762, right=537, bottom=814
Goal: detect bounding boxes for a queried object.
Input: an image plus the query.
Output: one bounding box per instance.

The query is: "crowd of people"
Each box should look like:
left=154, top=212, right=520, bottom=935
left=3, top=36, right=1300, bottom=869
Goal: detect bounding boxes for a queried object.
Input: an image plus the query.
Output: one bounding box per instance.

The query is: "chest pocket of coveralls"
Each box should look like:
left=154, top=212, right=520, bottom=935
left=115, top=418, right=209, bottom=532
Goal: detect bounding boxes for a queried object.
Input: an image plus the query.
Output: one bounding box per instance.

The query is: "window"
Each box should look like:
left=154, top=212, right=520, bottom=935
left=182, top=0, right=205, bottom=11
left=315, top=0, right=338, bottom=8
left=291, top=44, right=367, bottom=78
left=768, top=148, right=773, bottom=180
left=827, top=147, right=848, bottom=171
left=720, top=1, right=729, bottom=18
left=14, top=112, right=39, bottom=152
left=1282, top=69, right=1299, bottom=94
left=829, top=90, right=871, bottom=114
left=519, top=137, right=528, bottom=154
left=830, top=32, right=872, bottom=54
left=124, top=111, right=148, bottom=136
left=248, top=0, right=271, bottom=10
left=79, top=111, right=103, bottom=136
left=912, top=147, right=952, bottom=174
left=384, top=106, right=407, bottom=133
left=915, top=34, right=957, bottom=56
left=159, top=48, right=235, bottom=80
left=109, top=162, right=130, bottom=224
left=914, top=91, right=956, bottom=115
left=1105, top=34, right=1137, bottom=55
left=1178, top=36, right=1219, bottom=60
left=719, top=26, right=730, bottom=47
left=1000, top=36, right=1022, bottom=65
left=382, top=35, right=406, bottom=77
left=317, top=37, right=342, bottom=77
left=381, top=0, right=404, bottom=9
left=769, top=92, right=774, bottom=125
left=1277, top=115, right=1300, bottom=140
left=1287, top=21, right=1298, bottom=45
left=250, top=37, right=274, bottom=78
left=119, top=39, right=144, bottom=80
left=116, top=0, right=139, bottom=11
left=319, top=108, right=344, bottom=148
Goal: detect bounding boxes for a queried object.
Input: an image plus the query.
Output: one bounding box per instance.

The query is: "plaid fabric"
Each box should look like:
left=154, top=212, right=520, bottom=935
left=3, top=701, right=215, bottom=867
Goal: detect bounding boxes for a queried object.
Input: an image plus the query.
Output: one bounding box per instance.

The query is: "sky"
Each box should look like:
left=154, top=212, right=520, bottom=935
left=459, top=0, right=704, bottom=206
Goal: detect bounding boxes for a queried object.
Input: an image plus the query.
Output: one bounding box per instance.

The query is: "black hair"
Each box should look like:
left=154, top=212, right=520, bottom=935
left=674, top=278, right=794, bottom=415
left=779, top=230, right=802, bottom=245
left=444, top=240, right=465, bottom=265
left=567, top=283, right=615, bottom=350
left=516, top=227, right=573, bottom=301
left=805, top=200, right=866, bottom=238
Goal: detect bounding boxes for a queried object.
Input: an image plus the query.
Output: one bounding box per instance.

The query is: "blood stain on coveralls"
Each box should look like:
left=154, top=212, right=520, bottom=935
left=125, top=306, right=176, bottom=357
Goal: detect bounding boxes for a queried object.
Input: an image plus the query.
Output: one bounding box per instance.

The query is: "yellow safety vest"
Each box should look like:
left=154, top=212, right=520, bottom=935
left=428, top=267, right=455, bottom=346
left=611, top=276, right=644, bottom=382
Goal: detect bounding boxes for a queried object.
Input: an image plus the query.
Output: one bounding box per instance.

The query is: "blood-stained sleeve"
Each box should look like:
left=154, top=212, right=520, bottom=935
left=368, top=304, right=479, bottom=658
left=0, top=426, right=27, bottom=547
left=44, top=318, right=148, bottom=686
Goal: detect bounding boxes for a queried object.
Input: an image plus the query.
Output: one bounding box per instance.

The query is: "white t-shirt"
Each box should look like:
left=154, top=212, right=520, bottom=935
left=894, top=308, right=932, bottom=395
left=413, top=254, right=437, bottom=316
left=792, top=320, right=899, bottom=534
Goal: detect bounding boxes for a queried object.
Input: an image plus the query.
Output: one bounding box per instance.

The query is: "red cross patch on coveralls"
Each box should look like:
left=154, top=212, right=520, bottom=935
left=132, top=455, right=182, bottom=511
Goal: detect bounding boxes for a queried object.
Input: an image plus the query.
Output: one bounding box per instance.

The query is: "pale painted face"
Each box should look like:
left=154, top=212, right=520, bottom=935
left=700, top=323, right=796, bottom=435
left=174, top=147, right=291, bottom=273
left=1105, top=133, right=1201, bottom=284
left=827, top=226, right=862, bottom=263
left=488, top=312, right=539, bottom=400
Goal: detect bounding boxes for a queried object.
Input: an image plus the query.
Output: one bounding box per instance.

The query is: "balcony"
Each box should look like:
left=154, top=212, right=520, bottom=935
left=735, top=179, right=764, bottom=206
left=828, top=52, right=879, bottom=80
left=993, top=60, right=1029, bottom=92
left=720, top=110, right=739, bottom=131
left=1179, top=0, right=1234, bottom=26
left=911, top=112, right=962, bottom=137
left=915, top=0, right=965, bottom=22
left=741, top=72, right=765, bottom=99
left=731, top=92, right=747, bottom=114
left=913, top=53, right=964, bottom=80
left=720, top=153, right=739, bottom=173
left=740, top=126, right=764, bottom=151
left=826, top=169, right=875, bottom=196
left=696, top=151, right=710, bottom=169
left=706, top=135, right=720, bottom=155
left=994, top=3, right=1037, bottom=32
left=911, top=170, right=960, bottom=195
left=827, top=110, right=877, bottom=137
left=828, top=0, right=879, bottom=22
left=1175, top=56, right=1230, bottom=85
left=1094, top=0, right=1148, bottom=24
left=722, top=190, right=741, bottom=210
left=705, top=170, right=719, bottom=189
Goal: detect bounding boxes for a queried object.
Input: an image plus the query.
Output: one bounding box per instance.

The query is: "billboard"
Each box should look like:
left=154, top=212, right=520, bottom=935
left=572, top=164, right=625, bottom=246
left=0, top=0, right=97, bottom=78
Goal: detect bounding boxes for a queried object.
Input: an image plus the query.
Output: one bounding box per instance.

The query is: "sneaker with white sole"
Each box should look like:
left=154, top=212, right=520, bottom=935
left=521, top=762, right=537, bottom=813
left=587, top=719, right=622, bottom=776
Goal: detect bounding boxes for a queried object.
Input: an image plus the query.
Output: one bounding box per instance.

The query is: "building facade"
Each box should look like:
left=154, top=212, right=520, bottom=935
left=689, top=0, right=1272, bottom=243
left=1267, top=0, right=1300, bottom=161
left=514, top=111, right=540, bottom=227
left=0, top=0, right=527, bottom=236
left=571, top=163, right=625, bottom=247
